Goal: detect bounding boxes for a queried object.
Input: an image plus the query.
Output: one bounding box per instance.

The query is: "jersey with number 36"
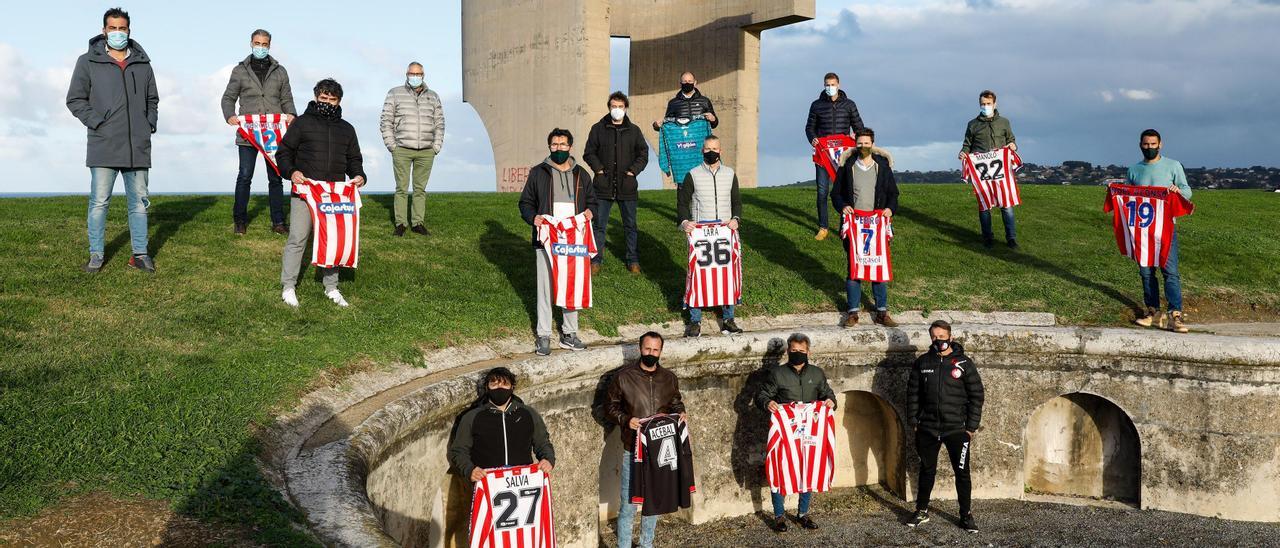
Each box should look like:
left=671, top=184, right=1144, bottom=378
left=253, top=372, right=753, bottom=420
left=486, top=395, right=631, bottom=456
left=685, top=222, right=742, bottom=309
left=631, top=414, right=696, bottom=516
left=469, top=464, right=556, bottom=548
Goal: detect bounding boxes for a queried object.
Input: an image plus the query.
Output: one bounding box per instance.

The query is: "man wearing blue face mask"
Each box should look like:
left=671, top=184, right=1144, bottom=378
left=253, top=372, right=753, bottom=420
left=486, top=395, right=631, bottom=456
left=221, top=29, right=297, bottom=236
left=66, top=7, right=160, bottom=274
left=380, top=62, right=445, bottom=237
left=959, top=90, right=1019, bottom=249
left=805, top=72, right=864, bottom=241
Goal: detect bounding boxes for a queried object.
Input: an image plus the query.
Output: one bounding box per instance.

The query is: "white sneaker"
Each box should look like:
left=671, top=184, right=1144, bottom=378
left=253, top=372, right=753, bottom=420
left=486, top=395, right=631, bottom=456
left=326, top=289, right=349, bottom=307
left=282, top=287, right=299, bottom=307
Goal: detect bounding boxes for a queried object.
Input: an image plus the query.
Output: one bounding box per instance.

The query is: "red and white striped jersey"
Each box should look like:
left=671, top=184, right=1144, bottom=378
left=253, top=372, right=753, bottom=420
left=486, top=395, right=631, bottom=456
left=840, top=211, right=894, bottom=282
left=812, top=134, right=857, bottom=181
left=1103, top=183, right=1194, bottom=268
left=468, top=464, right=557, bottom=548
left=766, top=402, right=836, bottom=496
left=236, top=114, right=290, bottom=176
left=962, top=146, right=1023, bottom=211
left=538, top=213, right=598, bottom=310
left=292, top=180, right=361, bottom=268
left=684, top=222, right=742, bottom=308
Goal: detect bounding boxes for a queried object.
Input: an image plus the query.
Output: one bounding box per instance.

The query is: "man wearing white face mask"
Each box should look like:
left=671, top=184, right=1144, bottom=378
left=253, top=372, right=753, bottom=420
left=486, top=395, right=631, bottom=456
left=805, top=72, right=864, bottom=241
left=221, top=29, right=297, bottom=236
left=959, top=90, right=1019, bottom=249
left=584, top=91, right=649, bottom=274
left=380, top=62, right=445, bottom=236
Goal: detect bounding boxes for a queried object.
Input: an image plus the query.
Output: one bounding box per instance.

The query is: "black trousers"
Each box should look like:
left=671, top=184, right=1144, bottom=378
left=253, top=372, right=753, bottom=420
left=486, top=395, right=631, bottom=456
left=914, top=429, right=972, bottom=515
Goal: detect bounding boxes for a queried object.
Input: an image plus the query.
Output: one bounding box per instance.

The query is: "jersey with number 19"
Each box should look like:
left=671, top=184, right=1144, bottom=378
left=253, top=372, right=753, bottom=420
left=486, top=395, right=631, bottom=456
left=469, top=464, right=556, bottom=548
left=538, top=213, right=598, bottom=310
left=840, top=210, right=893, bottom=282
left=766, top=402, right=836, bottom=496
left=685, top=222, right=742, bottom=308
left=962, top=146, right=1023, bottom=211
left=292, top=180, right=361, bottom=268
left=631, top=414, right=696, bottom=516
left=1103, top=183, right=1193, bottom=268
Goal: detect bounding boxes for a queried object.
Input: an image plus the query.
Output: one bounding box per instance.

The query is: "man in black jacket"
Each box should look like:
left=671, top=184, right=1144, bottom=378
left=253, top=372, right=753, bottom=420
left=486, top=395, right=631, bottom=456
left=832, top=128, right=900, bottom=328
left=276, top=79, right=366, bottom=308
left=448, top=367, right=555, bottom=482
left=906, top=320, right=984, bottom=533
left=584, top=91, right=649, bottom=274
left=518, top=129, right=597, bottom=356
left=805, top=72, right=864, bottom=241
left=651, top=71, right=718, bottom=130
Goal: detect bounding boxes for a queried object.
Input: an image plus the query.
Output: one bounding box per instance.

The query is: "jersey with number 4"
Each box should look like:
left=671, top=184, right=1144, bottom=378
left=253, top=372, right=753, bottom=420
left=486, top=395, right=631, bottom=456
left=840, top=210, right=893, bottom=282
left=538, top=213, right=598, bottom=310
left=685, top=222, right=742, bottom=308
left=1103, top=183, right=1193, bottom=268
left=962, top=146, right=1023, bottom=211
left=292, top=180, right=361, bottom=268
left=469, top=464, right=556, bottom=548
left=766, top=402, right=836, bottom=496
left=631, top=414, right=696, bottom=516
left=236, top=114, right=290, bottom=176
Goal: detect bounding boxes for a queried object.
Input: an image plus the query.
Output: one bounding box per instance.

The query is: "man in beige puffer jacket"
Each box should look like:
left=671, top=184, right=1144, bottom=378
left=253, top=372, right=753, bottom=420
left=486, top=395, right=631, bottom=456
left=380, top=62, right=445, bottom=235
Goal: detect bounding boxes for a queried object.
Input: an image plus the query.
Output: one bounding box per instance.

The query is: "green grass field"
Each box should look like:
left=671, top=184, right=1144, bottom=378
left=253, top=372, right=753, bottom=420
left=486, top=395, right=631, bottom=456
left=1, top=185, right=1277, bottom=542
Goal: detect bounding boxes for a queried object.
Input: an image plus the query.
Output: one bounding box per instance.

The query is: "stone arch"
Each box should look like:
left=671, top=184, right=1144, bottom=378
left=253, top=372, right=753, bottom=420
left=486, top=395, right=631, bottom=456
left=1023, top=392, right=1141, bottom=504
left=834, top=390, right=906, bottom=497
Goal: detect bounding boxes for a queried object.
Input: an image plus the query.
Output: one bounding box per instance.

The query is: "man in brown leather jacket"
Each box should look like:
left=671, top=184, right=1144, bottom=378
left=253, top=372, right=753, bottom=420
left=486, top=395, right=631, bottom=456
left=606, top=331, right=686, bottom=548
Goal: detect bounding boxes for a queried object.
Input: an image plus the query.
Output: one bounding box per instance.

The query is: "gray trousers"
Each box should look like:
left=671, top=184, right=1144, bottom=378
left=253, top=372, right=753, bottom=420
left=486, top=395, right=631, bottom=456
left=535, top=249, right=578, bottom=338
left=282, top=195, right=338, bottom=291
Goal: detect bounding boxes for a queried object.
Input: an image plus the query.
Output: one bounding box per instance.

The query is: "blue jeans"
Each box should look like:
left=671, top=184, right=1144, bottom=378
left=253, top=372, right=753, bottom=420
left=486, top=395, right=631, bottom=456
left=979, top=207, right=1017, bottom=242
left=846, top=279, right=888, bottom=312
left=771, top=491, right=812, bottom=518
left=689, top=305, right=734, bottom=324
left=1138, top=232, right=1182, bottom=311
left=233, top=144, right=286, bottom=225
left=618, top=450, right=658, bottom=548
left=815, top=166, right=833, bottom=229
left=592, top=198, right=639, bottom=265
left=87, top=167, right=150, bottom=256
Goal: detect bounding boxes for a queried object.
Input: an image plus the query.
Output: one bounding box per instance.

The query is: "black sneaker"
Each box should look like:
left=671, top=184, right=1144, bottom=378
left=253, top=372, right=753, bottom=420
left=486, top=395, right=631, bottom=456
left=1007, top=239, right=1020, bottom=250
left=411, top=224, right=430, bottom=236
left=796, top=514, right=818, bottom=530
left=82, top=254, right=104, bottom=273
left=684, top=323, right=701, bottom=338
left=960, top=513, right=978, bottom=533
left=534, top=337, right=551, bottom=356
left=907, top=510, right=930, bottom=527
left=721, top=319, right=744, bottom=335
left=127, top=254, right=155, bottom=274
left=394, top=225, right=407, bottom=237
left=982, top=237, right=994, bottom=249
left=559, top=333, right=587, bottom=351
left=769, top=515, right=788, bottom=533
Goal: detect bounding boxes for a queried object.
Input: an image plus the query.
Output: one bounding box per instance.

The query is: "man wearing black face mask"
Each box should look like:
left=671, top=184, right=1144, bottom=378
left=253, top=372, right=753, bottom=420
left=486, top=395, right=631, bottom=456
left=652, top=71, right=718, bottom=131
left=678, top=136, right=743, bottom=337
left=448, top=367, right=555, bottom=484
left=907, top=320, right=984, bottom=533
left=755, top=333, right=836, bottom=532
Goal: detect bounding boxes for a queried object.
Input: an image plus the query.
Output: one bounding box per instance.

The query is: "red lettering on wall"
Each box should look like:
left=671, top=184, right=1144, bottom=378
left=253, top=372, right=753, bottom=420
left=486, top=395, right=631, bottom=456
left=499, top=166, right=530, bottom=192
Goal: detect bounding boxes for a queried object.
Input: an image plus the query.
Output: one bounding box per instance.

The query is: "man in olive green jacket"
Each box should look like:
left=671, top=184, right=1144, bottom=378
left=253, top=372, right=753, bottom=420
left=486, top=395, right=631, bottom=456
left=958, top=89, right=1019, bottom=249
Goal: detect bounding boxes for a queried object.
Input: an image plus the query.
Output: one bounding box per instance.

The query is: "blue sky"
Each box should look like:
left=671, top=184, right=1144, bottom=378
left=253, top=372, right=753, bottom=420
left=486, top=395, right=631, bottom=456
left=4, top=0, right=1278, bottom=194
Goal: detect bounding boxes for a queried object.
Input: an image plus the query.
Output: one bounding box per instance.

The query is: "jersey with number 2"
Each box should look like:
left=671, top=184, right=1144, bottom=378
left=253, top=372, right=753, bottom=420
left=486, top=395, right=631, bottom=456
left=631, top=414, right=696, bottom=516
left=469, top=464, right=557, bottom=548
left=685, top=222, right=742, bottom=308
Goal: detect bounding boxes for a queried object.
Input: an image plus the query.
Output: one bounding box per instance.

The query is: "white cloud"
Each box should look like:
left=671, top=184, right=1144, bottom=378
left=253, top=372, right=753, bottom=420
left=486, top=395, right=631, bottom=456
left=1118, top=88, right=1156, bottom=101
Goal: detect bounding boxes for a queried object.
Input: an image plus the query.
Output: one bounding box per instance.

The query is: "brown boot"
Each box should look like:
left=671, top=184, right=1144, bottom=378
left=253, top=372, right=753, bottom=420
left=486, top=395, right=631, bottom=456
left=1168, top=311, right=1189, bottom=333
left=234, top=222, right=247, bottom=235
left=842, top=311, right=859, bottom=328
left=272, top=223, right=288, bottom=235
left=1133, top=307, right=1156, bottom=327
left=627, top=263, right=642, bottom=274
left=873, top=310, right=899, bottom=328
left=591, top=263, right=602, bottom=275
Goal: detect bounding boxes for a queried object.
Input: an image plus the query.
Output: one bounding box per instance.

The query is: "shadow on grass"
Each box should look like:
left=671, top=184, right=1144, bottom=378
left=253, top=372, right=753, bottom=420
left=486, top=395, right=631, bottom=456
left=480, top=220, right=538, bottom=335
left=743, top=221, right=847, bottom=311
left=104, top=196, right=218, bottom=263
left=895, top=205, right=1141, bottom=310
left=363, top=193, right=398, bottom=228
left=740, top=192, right=821, bottom=234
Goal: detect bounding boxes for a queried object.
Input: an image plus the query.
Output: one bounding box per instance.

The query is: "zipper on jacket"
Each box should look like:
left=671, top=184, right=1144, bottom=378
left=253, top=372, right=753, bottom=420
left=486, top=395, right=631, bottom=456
left=501, top=408, right=510, bottom=466
left=120, top=64, right=135, bottom=167
left=131, top=72, right=137, bottom=94
left=933, top=353, right=944, bottom=433
left=326, top=123, right=333, bottom=180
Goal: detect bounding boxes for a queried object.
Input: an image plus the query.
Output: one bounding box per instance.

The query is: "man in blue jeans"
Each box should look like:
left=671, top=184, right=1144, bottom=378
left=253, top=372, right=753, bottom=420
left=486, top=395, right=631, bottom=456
left=1126, top=128, right=1192, bottom=334
left=958, top=90, right=1019, bottom=249
left=606, top=332, right=686, bottom=548
left=66, top=7, right=159, bottom=273
left=804, top=72, right=864, bottom=241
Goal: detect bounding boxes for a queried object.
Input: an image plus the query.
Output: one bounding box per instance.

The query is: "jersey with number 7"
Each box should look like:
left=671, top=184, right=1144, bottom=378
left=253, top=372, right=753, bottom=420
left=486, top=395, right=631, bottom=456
left=685, top=222, right=742, bottom=308
left=469, top=464, right=557, bottom=548
left=840, top=210, right=893, bottom=282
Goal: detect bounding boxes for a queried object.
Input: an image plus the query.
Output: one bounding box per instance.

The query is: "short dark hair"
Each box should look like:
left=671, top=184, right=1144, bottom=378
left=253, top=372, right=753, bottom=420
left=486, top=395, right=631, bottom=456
left=608, top=91, right=629, bottom=108
left=1140, top=128, right=1162, bottom=143
left=979, top=90, right=997, bottom=102
left=251, top=29, right=272, bottom=41
left=103, top=7, right=130, bottom=27
left=929, top=320, right=952, bottom=335
left=786, top=333, right=811, bottom=348
left=639, top=331, right=664, bottom=348
left=824, top=72, right=840, bottom=83
left=547, top=128, right=573, bottom=146
left=857, top=127, right=875, bottom=143
left=313, top=78, right=343, bottom=99
left=484, top=367, right=517, bottom=388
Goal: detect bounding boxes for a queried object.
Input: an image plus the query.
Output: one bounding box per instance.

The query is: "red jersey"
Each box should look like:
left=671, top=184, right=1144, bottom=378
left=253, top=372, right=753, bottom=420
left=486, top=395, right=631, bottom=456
left=766, top=402, right=836, bottom=496
left=292, top=180, right=361, bottom=268
left=538, top=213, right=598, bottom=310
left=684, top=222, right=742, bottom=308
left=236, top=114, right=290, bottom=176
left=1103, top=183, right=1193, bottom=268
left=812, top=135, right=857, bottom=181
left=468, top=464, right=557, bottom=548
left=962, top=146, right=1023, bottom=211
left=840, top=210, right=894, bottom=282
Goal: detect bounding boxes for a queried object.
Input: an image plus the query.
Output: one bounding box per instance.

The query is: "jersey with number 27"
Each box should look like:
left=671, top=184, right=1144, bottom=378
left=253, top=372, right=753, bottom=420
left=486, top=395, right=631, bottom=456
left=631, top=414, right=696, bottom=516
left=1103, top=183, right=1193, bottom=268
left=840, top=211, right=893, bottom=282
left=685, top=222, right=742, bottom=308
left=962, top=146, right=1023, bottom=211
left=469, top=464, right=557, bottom=548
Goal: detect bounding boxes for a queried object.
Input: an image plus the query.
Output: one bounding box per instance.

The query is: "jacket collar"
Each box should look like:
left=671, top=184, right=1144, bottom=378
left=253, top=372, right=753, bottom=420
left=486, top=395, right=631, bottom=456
left=674, top=88, right=704, bottom=100
left=598, top=113, right=633, bottom=128
left=816, top=89, right=849, bottom=102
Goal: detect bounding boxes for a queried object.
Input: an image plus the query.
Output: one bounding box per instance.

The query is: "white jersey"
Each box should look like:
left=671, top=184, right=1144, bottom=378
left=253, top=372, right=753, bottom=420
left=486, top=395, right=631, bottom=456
left=684, top=222, right=742, bottom=308
left=766, top=402, right=836, bottom=496
left=537, top=213, right=598, bottom=310
left=469, top=464, right=557, bottom=548
left=962, top=146, right=1023, bottom=211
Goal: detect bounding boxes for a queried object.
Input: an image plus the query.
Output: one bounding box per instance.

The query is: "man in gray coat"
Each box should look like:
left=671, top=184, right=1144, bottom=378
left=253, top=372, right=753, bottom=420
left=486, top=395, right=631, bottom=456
left=66, top=7, right=159, bottom=274
left=221, top=29, right=297, bottom=236
left=380, top=62, right=444, bottom=236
